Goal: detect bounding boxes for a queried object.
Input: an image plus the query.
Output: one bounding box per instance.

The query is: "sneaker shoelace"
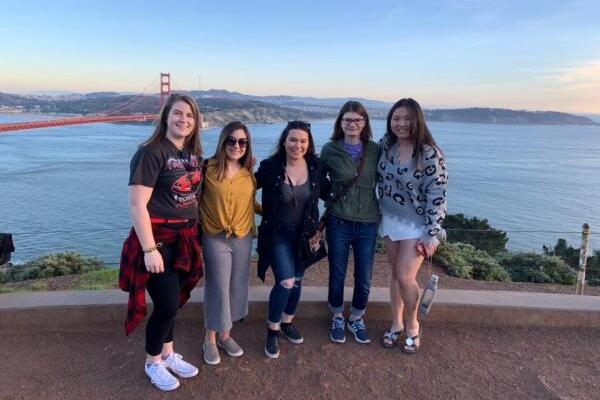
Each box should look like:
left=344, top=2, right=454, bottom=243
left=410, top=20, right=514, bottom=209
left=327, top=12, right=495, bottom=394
left=168, top=353, right=184, bottom=369
left=350, top=319, right=366, bottom=331
left=331, top=318, right=345, bottom=329
left=151, top=362, right=174, bottom=381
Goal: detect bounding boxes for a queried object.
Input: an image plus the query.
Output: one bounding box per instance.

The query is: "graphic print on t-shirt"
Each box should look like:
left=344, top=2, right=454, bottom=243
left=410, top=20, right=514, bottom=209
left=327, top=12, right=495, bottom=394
left=168, top=155, right=201, bottom=209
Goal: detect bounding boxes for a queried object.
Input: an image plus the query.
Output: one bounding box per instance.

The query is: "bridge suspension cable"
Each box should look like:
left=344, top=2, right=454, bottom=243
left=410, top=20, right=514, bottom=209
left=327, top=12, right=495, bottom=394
left=0, top=73, right=169, bottom=133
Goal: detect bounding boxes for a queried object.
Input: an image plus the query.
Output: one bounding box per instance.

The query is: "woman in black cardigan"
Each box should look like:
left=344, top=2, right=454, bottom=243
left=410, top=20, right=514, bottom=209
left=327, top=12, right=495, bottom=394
left=255, top=120, right=329, bottom=359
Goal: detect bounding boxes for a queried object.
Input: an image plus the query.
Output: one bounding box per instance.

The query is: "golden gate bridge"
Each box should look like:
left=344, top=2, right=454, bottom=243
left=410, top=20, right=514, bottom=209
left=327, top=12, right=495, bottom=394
left=0, top=73, right=172, bottom=133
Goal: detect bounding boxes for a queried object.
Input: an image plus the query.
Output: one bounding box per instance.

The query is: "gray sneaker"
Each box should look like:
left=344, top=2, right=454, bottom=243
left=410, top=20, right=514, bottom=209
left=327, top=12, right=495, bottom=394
left=203, top=341, right=221, bottom=365
left=217, top=337, right=244, bottom=357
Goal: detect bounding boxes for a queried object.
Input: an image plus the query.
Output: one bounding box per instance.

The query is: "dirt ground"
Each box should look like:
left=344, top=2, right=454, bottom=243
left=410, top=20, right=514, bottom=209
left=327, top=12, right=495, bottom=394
left=2, top=255, right=600, bottom=399
left=1, top=317, right=599, bottom=400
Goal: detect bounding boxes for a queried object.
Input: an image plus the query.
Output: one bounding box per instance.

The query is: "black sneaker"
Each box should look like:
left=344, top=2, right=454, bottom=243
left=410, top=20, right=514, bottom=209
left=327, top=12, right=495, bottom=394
left=265, top=329, right=280, bottom=359
left=280, top=323, right=304, bottom=344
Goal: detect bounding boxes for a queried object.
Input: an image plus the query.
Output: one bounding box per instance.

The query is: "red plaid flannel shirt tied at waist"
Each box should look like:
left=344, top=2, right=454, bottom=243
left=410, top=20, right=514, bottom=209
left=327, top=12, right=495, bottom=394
left=119, top=223, right=203, bottom=335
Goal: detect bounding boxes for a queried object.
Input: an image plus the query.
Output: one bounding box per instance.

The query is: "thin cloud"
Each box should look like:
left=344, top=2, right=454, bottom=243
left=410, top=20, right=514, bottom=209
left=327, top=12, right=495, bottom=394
left=550, top=60, right=600, bottom=90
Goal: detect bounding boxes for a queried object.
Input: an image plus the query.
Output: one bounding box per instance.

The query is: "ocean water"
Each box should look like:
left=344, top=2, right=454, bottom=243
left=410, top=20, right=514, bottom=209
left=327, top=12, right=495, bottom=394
left=1, top=113, right=599, bottom=265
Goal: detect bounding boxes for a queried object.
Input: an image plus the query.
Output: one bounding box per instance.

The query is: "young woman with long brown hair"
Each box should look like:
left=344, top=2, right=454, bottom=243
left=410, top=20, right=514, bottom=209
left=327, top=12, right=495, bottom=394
left=377, top=98, right=447, bottom=353
left=119, top=93, right=203, bottom=391
left=199, top=121, right=257, bottom=365
left=255, top=121, right=329, bottom=358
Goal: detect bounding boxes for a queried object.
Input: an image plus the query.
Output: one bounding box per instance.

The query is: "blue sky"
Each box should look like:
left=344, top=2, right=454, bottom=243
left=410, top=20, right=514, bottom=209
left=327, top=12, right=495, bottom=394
left=2, top=0, right=600, bottom=112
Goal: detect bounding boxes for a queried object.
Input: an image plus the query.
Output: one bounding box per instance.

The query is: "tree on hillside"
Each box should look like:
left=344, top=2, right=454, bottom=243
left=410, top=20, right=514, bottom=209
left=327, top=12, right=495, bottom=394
left=543, top=238, right=600, bottom=287
left=444, top=213, right=508, bottom=256
left=542, top=238, right=579, bottom=268
left=588, top=250, right=600, bottom=286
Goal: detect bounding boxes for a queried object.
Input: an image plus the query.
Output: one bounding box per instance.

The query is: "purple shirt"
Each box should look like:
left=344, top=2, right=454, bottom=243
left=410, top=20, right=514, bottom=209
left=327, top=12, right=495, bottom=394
left=342, top=141, right=363, bottom=161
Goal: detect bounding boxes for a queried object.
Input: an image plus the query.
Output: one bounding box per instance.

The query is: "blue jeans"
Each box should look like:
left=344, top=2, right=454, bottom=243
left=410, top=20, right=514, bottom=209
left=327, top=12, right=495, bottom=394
left=267, top=225, right=305, bottom=324
left=326, top=214, right=378, bottom=317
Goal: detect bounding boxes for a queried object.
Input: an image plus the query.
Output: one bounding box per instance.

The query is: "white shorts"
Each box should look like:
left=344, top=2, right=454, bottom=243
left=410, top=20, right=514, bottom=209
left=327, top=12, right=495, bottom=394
left=379, top=213, right=423, bottom=242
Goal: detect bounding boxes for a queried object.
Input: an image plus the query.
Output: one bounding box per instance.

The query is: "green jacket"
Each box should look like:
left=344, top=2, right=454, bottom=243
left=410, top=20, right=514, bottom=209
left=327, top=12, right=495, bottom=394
left=320, top=140, right=380, bottom=223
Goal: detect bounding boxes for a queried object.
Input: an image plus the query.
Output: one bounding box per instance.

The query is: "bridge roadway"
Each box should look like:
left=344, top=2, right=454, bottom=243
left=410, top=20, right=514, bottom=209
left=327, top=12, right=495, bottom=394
left=0, top=114, right=158, bottom=133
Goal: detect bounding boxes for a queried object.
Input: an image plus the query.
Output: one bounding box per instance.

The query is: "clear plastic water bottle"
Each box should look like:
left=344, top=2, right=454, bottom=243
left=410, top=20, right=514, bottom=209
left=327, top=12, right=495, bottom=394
left=418, top=274, right=439, bottom=316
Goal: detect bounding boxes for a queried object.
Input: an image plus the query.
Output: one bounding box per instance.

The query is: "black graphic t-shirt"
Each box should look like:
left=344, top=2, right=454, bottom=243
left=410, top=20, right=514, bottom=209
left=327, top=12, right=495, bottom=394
left=129, top=138, right=201, bottom=220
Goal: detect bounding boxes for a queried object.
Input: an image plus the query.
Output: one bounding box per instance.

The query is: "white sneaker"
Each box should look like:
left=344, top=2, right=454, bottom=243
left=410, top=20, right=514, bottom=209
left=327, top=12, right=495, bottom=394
left=144, top=361, right=180, bottom=391
left=163, top=352, right=199, bottom=378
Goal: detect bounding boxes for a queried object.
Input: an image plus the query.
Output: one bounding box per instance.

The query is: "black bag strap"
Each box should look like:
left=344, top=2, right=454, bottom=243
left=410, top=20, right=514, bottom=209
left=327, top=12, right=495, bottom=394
left=318, top=148, right=367, bottom=231
left=196, top=158, right=209, bottom=200
left=328, top=148, right=367, bottom=206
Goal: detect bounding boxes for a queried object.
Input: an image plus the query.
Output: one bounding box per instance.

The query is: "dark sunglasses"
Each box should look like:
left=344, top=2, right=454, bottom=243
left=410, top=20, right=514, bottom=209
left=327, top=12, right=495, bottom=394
left=286, top=120, right=311, bottom=131
left=224, top=136, right=248, bottom=148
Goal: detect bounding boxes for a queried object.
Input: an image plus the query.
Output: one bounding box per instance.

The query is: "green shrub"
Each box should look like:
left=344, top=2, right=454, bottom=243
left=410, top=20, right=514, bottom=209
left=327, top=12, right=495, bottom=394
left=444, top=213, right=508, bottom=256
left=542, top=238, right=580, bottom=268
left=496, top=252, right=576, bottom=285
left=543, top=239, right=600, bottom=287
left=375, top=235, right=386, bottom=254
left=433, top=242, right=510, bottom=281
left=584, top=249, right=600, bottom=287
left=2, top=252, right=105, bottom=283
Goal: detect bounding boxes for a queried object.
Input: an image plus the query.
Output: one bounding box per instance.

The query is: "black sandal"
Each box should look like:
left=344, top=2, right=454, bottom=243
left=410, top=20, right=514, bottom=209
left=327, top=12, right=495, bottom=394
left=401, top=328, right=422, bottom=354
left=382, top=329, right=403, bottom=349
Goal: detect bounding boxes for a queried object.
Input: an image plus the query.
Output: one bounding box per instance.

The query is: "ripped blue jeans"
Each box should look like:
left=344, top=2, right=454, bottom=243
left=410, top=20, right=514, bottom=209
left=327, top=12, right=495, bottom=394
left=267, top=224, right=305, bottom=324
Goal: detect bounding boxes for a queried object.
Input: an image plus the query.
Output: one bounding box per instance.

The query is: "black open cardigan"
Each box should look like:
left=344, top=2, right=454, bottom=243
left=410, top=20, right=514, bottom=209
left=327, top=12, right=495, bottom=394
left=254, top=154, right=330, bottom=281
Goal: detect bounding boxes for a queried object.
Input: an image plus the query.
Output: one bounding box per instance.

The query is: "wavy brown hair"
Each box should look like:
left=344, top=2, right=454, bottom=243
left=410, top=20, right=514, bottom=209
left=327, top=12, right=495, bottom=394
left=211, top=121, right=253, bottom=181
left=142, top=93, right=202, bottom=158
left=330, top=100, right=373, bottom=143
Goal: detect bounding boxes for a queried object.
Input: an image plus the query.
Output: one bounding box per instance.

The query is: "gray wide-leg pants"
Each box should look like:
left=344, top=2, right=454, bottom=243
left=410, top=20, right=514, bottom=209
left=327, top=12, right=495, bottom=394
left=202, top=232, right=252, bottom=332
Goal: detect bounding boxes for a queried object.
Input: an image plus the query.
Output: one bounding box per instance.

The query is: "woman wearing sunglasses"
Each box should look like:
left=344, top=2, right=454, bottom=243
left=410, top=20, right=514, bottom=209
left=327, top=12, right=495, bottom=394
left=255, top=121, right=329, bottom=359
left=199, top=121, right=257, bottom=365
left=320, top=100, right=380, bottom=345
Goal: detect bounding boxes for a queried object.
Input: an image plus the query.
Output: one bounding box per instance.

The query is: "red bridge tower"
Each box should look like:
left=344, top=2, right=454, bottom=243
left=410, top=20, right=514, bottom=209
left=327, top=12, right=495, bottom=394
left=160, top=73, right=171, bottom=106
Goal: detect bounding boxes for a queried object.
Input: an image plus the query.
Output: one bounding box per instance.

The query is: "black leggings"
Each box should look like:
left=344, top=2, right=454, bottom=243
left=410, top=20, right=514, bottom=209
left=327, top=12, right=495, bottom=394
left=145, top=242, right=186, bottom=356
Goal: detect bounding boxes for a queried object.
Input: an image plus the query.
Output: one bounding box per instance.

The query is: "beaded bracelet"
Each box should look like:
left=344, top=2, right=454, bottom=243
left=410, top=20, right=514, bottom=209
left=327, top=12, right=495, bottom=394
left=143, top=242, right=162, bottom=254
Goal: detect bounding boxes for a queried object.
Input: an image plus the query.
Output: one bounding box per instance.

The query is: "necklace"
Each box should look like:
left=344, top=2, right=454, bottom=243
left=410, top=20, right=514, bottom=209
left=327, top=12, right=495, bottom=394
left=285, top=164, right=307, bottom=186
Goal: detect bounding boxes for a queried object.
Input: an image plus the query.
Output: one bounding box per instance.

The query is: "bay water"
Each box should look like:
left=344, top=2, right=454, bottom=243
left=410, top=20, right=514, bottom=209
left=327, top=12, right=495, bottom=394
left=1, top=113, right=599, bottom=265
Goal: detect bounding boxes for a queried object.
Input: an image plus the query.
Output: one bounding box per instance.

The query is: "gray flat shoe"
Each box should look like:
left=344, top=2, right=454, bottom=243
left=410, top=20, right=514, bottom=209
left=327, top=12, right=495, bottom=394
left=217, top=337, right=244, bottom=357
left=203, top=341, right=221, bottom=365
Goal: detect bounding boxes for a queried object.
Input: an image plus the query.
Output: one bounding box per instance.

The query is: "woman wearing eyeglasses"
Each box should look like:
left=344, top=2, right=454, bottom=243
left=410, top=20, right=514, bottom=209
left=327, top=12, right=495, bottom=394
left=199, top=121, right=257, bottom=365
left=320, top=101, right=380, bottom=345
left=255, top=121, right=329, bottom=359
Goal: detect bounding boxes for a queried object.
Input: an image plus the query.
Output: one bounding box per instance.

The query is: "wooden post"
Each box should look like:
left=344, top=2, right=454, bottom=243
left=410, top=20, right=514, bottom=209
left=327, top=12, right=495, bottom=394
left=576, top=223, right=590, bottom=295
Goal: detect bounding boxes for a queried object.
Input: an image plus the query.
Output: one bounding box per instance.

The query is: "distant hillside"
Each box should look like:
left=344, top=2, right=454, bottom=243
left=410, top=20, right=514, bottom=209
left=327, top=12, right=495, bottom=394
left=190, top=89, right=391, bottom=110
left=0, top=92, right=323, bottom=128
left=425, top=108, right=598, bottom=126
left=1, top=91, right=598, bottom=126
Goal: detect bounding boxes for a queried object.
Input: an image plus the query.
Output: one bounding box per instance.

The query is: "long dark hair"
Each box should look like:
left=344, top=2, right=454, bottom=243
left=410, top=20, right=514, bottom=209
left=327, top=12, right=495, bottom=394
left=141, top=93, right=202, bottom=158
left=330, top=100, right=372, bottom=143
left=270, top=120, right=316, bottom=160
left=380, top=98, right=440, bottom=167
left=212, top=121, right=253, bottom=181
